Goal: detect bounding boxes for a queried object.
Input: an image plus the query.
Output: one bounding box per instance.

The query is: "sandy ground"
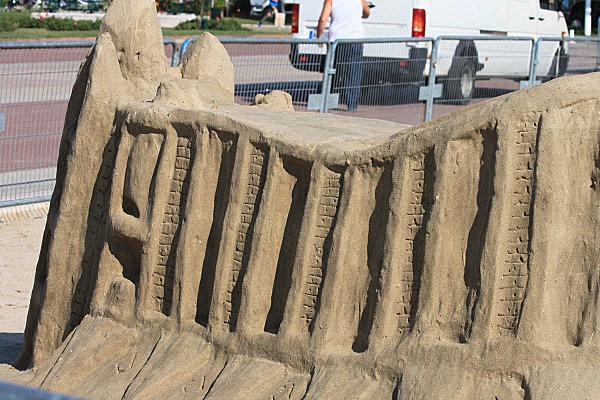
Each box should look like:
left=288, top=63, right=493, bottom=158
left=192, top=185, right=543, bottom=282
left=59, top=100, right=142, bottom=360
left=0, top=215, right=45, bottom=382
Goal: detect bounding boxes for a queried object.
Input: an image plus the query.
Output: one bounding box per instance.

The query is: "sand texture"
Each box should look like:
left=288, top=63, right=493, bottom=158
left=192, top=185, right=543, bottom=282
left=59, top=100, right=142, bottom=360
left=8, top=0, right=600, bottom=397
left=0, top=215, right=45, bottom=384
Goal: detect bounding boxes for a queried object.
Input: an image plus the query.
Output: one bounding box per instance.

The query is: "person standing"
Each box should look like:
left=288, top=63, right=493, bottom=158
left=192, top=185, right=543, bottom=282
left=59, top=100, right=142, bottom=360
left=317, top=0, right=370, bottom=112
left=258, top=0, right=279, bottom=27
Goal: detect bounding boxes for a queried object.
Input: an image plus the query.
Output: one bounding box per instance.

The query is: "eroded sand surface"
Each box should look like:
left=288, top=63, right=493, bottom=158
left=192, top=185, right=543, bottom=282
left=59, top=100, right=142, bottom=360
left=0, top=216, right=45, bottom=382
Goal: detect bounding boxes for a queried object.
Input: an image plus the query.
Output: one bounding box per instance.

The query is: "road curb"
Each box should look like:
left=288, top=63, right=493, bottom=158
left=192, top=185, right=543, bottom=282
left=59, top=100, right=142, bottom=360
left=0, top=202, right=49, bottom=224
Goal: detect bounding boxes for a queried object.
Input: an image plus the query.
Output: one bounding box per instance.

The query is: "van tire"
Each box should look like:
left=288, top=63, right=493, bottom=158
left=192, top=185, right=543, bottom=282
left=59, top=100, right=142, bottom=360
left=443, top=58, right=476, bottom=105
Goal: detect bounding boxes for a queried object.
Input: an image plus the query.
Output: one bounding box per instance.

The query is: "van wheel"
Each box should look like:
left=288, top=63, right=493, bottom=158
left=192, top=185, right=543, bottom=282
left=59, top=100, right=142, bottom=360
left=443, top=59, right=476, bottom=105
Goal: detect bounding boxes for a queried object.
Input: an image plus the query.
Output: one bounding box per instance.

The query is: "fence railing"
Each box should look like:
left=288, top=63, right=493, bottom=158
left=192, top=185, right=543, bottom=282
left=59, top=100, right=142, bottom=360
left=425, top=35, right=537, bottom=121
left=0, top=39, right=178, bottom=208
left=219, top=37, right=331, bottom=113
left=179, top=35, right=570, bottom=123
left=324, top=37, right=433, bottom=125
left=545, top=36, right=600, bottom=77
left=1, top=35, right=596, bottom=208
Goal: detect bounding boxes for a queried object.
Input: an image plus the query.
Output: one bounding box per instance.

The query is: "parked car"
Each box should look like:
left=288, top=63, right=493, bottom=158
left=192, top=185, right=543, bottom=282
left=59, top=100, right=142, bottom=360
left=567, top=0, right=600, bottom=29
left=290, top=0, right=570, bottom=103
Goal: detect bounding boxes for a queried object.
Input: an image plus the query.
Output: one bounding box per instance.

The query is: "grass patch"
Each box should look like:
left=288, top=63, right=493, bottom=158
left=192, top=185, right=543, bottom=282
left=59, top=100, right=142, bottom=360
left=0, top=11, right=100, bottom=34
left=227, top=16, right=259, bottom=24
left=174, top=17, right=246, bottom=31
left=163, top=27, right=281, bottom=37
left=0, top=28, right=98, bottom=39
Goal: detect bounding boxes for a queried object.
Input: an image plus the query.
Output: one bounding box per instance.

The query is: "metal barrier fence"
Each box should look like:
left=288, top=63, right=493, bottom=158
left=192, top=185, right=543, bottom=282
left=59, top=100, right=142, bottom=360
left=325, top=38, right=432, bottom=125
left=544, top=36, right=600, bottom=77
left=219, top=37, right=331, bottom=112
left=180, top=36, right=568, bottom=124
left=181, top=37, right=434, bottom=124
left=425, top=35, right=537, bottom=121
left=1, top=35, right=598, bottom=208
left=0, top=39, right=178, bottom=208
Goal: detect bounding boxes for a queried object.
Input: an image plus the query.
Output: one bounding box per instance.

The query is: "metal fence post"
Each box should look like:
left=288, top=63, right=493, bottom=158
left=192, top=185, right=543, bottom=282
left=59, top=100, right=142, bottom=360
left=320, top=41, right=336, bottom=113
left=179, top=37, right=196, bottom=60
left=424, top=38, right=441, bottom=122
left=559, top=39, right=566, bottom=76
left=595, top=37, right=600, bottom=71
left=163, top=38, right=180, bottom=67
left=528, top=38, right=541, bottom=86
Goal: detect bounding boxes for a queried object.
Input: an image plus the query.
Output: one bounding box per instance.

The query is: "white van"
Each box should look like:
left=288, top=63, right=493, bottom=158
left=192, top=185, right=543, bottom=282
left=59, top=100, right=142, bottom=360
left=289, top=0, right=569, bottom=102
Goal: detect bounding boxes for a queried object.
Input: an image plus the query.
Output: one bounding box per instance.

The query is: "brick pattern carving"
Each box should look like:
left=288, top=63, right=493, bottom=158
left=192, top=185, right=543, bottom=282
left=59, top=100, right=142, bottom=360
left=225, top=145, right=268, bottom=327
left=67, top=138, right=117, bottom=334
left=396, top=151, right=435, bottom=333
left=494, top=119, right=538, bottom=334
left=154, top=137, right=192, bottom=315
left=301, top=168, right=342, bottom=329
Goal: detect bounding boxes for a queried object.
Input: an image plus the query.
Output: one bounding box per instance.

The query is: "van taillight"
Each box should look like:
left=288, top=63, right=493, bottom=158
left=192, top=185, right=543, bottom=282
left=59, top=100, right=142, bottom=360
left=412, top=8, right=426, bottom=37
left=292, top=4, right=300, bottom=34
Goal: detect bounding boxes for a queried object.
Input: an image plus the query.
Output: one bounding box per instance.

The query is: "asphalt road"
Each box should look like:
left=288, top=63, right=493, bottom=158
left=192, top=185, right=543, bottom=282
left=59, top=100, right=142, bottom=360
left=1, top=40, right=599, bottom=204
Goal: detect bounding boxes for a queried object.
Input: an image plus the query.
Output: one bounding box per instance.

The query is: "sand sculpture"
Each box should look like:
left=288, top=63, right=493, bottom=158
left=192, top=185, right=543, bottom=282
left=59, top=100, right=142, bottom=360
left=10, top=0, right=600, bottom=397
